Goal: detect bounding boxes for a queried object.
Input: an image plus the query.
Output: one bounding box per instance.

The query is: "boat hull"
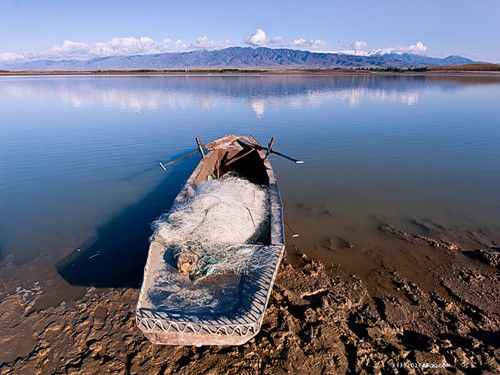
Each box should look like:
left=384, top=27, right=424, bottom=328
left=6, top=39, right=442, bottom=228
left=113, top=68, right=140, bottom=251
left=136, top=135, right=285, bottom=346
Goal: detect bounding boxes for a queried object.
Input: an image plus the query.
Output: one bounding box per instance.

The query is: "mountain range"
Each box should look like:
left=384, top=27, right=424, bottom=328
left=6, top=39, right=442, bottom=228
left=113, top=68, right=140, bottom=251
left=0, top=47, right=476, bottom=71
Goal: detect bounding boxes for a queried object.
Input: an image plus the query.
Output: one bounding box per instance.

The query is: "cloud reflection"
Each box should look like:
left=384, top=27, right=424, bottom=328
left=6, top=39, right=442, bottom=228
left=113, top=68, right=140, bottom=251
left=0, top=75, right=471, bottom=118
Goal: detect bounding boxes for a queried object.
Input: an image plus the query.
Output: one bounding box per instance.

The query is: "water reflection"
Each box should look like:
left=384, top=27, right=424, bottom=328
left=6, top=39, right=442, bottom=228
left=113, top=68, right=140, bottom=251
left=2, top=74, right=494, bottom=117
left=1, top=74, right=500, bottom=299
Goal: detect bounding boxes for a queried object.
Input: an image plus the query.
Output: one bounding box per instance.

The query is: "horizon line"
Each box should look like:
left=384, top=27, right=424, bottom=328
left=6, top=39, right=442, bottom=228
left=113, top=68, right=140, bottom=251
left=0, top=45, right=486, bottom=64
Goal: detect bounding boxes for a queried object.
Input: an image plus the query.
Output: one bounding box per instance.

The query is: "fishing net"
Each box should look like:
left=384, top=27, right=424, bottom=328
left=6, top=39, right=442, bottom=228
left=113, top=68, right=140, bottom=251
left=146, top=244, right=273, bottom=313
left=151, top=174, right=270, bottom=281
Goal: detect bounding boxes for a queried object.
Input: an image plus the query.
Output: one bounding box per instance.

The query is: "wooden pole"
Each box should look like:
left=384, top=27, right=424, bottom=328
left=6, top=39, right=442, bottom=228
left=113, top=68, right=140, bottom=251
left=270, top=150, right=304, bottom=164
left=266, top=136, right=275, bottom=159
left=159, top=149, right=199, bottom=171
left=158, top=138, right=207, bottom=172
left=195, top=137, right=205, bottom=159
left=237, top=138, right=304, bottom=164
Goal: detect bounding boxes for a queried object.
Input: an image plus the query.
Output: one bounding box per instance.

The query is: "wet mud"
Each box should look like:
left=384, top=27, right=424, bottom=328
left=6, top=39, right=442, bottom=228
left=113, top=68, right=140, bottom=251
left=1, top=219, right=499, bottom=374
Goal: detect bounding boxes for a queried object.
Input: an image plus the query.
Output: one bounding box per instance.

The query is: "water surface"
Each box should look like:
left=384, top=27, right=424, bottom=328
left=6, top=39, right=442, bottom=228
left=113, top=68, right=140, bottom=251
left=1, top=74, right=499, bottom=300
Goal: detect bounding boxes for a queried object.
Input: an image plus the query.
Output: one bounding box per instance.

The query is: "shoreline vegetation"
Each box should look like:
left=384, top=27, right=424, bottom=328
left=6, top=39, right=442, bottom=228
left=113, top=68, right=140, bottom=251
left=1, top=64, right=500, bottom=76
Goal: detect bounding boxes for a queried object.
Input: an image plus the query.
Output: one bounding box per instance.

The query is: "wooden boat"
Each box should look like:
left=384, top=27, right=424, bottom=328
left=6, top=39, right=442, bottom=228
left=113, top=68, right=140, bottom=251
left=136, top=135, right=285, bottom=346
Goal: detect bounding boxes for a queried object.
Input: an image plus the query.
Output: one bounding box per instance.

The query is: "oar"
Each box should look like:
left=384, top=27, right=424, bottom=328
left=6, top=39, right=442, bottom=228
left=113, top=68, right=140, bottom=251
left=159, top=137, right=207, bottom=171
left=267, top=137, right=304, bottom=164
left=159, top=149, right=200, bottom=171
left=269, top=149, right=304, bottom=164
left=238, top=137, right=304, bottom=164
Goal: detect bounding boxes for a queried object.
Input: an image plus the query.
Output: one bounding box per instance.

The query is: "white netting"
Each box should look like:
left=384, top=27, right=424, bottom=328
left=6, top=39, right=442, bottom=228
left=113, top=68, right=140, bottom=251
left=150, top=174, right=270, bottom=281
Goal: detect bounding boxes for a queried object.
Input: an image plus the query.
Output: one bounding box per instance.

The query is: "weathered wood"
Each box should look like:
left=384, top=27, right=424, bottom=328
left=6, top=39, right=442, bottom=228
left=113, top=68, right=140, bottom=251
left=159, top=149, right=200, bottom=171
left=195, top=137, right=205, bottom=159
left=266, top=136, right=275, bottom=159
left=270, top=149, right=304, bottom=164
left=237, top=138, right=304, bottom=164
left=224, top=148, right=255, bottom=168
left=136, top=135, right=286, bottom=346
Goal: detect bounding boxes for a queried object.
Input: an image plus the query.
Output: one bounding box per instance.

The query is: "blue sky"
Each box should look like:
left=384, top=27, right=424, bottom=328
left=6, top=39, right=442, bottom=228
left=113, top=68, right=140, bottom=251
left=1, top=0, right=499, bottom=62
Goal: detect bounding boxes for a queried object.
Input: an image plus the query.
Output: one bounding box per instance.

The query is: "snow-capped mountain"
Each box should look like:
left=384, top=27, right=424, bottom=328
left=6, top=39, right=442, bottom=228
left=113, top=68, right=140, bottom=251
left=0, top=47, right=476, bottom=71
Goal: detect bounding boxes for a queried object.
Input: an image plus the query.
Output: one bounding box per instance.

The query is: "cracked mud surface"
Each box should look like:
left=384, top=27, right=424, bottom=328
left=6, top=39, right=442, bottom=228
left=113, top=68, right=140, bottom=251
left=1, top=230, right=499, bottom=375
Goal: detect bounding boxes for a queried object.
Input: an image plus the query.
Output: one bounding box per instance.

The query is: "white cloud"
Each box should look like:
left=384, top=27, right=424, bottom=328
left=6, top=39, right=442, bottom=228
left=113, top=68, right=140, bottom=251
left=0, top=36, right=182, bottom=63
left=351, top=41, right=368, bottom=51
left=371, top=41, right=428, bottom=55
left=51, top=40, right=90, bottom=58
left=91, top=36, right=168, bottom=56
left=318, top=40, right=368, bottom=56
left=0, top=52, right=26, bottom=62
left=246, top=29, right=325, bottom=49
left=245, top=29, right=283, bottom=47
left=322, top=41, right=428, bottom=56
left=0, top=32, right=431, bottom=65
left=246, top=29, right=268, bottom=47
left=33, top=36, right=174, bottom=61
left=292, top=38, right=324, bottom=48
left=404, top=41, right=427, bottom=54
left=175, top=39, right=187, bottom=49
left=189, top=36, right=219, bottom=50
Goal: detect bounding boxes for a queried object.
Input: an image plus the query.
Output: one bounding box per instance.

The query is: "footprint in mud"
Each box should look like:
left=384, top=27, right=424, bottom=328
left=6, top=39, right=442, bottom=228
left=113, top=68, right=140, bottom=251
left=296, top=203, right=334, bottom=218
left=322, top=236, right=354, bottom=251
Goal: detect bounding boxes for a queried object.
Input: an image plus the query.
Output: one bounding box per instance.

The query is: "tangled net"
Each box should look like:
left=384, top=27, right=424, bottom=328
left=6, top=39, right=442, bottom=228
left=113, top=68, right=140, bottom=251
left=151, top=174, right=270, bottom=281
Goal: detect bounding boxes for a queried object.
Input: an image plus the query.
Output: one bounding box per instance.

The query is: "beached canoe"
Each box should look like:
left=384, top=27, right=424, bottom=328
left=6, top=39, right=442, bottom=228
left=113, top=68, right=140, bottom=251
left=136, top=135, right=285, bottom=346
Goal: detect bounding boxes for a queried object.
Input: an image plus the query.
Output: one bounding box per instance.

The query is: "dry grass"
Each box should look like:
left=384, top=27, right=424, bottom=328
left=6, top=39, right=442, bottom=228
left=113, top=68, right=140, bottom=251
left=427, top=63, right=500, bottom=71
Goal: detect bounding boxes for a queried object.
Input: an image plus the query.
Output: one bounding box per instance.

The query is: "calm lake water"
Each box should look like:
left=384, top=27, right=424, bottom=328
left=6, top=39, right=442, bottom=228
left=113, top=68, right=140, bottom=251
left=1, top=74, right=500, bottom=300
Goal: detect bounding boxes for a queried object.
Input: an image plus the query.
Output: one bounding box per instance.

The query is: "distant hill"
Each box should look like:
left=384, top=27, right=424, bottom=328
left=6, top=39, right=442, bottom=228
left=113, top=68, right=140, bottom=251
left=0, top=47, right=477, bottom=71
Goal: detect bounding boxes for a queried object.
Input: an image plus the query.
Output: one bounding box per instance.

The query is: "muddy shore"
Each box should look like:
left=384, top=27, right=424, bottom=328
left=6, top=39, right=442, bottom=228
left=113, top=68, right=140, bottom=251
left=1, top=220, right=499, bottom=374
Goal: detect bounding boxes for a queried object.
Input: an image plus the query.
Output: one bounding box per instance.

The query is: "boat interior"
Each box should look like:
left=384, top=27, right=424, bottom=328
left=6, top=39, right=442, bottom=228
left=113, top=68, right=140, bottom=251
left=137, top=137, right=283, bottom=326
left=192, top=143, right=270, bottom=187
